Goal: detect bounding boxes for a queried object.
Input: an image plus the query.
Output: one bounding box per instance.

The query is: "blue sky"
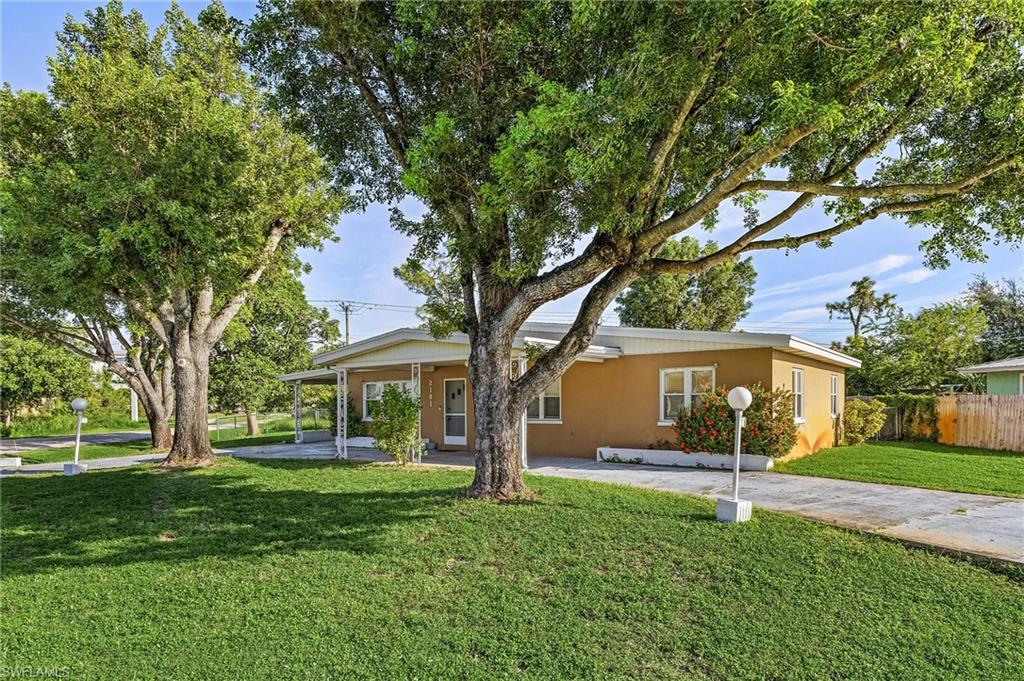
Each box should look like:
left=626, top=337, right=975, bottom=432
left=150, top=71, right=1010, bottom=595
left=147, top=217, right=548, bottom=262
left=3, top=1, right=1020, bottom=344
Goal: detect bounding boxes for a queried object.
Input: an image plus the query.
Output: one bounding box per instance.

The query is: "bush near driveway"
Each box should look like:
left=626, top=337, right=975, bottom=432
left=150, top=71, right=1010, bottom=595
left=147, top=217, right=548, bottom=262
left=370, top=384, right=421, bottom=464
left=842, top=398, right=887, bottom=445
left=675, top=384, right=797, bottom=458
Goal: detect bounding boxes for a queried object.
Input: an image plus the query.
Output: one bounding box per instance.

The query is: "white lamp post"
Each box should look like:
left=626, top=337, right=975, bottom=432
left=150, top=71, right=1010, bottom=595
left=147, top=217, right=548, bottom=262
left=717, top=386, right=753, bottom=523
left=64, top=397, right=89, bottom=476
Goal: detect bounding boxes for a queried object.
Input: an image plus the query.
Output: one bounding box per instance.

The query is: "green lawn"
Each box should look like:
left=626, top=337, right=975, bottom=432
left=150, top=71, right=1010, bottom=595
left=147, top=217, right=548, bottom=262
left=11, top=432, right=296, bottom=465
left=775, top=441, right=1024, bottom=498
left=2, top=460, right=1022, bottom=679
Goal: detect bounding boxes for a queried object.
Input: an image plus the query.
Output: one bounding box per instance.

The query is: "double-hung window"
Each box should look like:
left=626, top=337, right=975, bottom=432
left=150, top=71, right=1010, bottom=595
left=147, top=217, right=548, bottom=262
left=527, top=379, right=561, bottom=422
left=363, top=380, right=413, bottom=420
left=830, top=374, right=839, bottom=418
left=792, top=368, right=805, bottom=423
left=659, top=367, right=715, bottom=424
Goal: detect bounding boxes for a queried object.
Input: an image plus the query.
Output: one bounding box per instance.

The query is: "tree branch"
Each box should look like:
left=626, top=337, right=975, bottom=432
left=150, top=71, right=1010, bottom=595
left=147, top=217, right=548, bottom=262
left=731, top=156, right=1019, bottom=199
left=744, top=197, right=947, bottom=251
left=336, top=47, right=408, bottom=168
left=513, top=265, right=638, bottom=410
left=205, top=219, right=290, bottom=344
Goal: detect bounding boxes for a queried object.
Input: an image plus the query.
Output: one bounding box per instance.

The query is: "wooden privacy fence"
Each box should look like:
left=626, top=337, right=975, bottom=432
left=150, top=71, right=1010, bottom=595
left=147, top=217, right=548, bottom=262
left=936, top=394, right=1024, bottom=452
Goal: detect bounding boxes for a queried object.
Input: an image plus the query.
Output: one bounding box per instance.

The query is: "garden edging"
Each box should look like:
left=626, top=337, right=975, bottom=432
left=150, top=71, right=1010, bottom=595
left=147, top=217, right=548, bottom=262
left=596, top=446, right=773, bottom=471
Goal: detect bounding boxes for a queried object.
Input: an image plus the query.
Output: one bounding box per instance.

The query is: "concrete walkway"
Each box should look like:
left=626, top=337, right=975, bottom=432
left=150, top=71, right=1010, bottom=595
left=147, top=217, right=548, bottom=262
left=6, top=441, right=1023, bottom=565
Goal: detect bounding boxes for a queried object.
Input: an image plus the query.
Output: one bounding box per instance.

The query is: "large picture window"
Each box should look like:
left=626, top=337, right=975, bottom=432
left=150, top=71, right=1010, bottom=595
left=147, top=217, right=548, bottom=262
left=363, top=380, right=414, bottom=420
left=527, top=379, right=561, bottom=422
left=792, top=368, right=805, bottom=423
left=659, top=367, right=715, bottom=424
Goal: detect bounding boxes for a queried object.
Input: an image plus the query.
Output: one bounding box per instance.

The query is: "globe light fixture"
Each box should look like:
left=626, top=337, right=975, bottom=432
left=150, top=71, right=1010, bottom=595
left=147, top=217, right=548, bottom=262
left=717, top=386, right=754, bottom=523
left=64, top=397, right=89, bottom=476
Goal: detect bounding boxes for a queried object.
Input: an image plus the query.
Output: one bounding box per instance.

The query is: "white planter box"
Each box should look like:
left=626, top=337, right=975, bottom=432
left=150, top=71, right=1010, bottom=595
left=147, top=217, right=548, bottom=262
left=596, top=446, right=773, bottom=472
left=0, top=457, right=22, bottom=469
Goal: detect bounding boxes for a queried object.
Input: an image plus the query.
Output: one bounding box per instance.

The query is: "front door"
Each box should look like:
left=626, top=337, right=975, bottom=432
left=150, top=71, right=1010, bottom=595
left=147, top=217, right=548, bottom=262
left=444, top=378, right=467, bottom=446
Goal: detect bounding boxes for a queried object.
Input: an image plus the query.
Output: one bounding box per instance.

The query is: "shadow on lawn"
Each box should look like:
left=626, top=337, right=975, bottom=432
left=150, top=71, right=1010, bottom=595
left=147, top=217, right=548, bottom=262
left=1, top=460, right=464, bottom=577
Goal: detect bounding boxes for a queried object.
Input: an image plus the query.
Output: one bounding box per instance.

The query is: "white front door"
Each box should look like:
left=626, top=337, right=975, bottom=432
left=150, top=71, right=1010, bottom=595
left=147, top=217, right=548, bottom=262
left=444, top=378, right=467, bottom=446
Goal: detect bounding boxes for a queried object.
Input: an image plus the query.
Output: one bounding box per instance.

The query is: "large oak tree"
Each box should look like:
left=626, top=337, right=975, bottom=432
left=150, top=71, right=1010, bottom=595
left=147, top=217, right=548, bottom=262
left=2, top=1, right=342, bottom=464
left=249, top=0, right=1024, bottom=497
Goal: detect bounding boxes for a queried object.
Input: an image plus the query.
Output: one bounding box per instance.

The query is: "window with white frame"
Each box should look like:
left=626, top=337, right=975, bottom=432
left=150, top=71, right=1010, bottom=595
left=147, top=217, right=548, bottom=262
left=792, top=368, right=805, bottom=422
left=363, top=380, right=414, bottom=420
left=659, top=367, right=715, bottom=424
left=527, top=378, right=561, bottom=422
left=830, top=374, right=839, bottom=417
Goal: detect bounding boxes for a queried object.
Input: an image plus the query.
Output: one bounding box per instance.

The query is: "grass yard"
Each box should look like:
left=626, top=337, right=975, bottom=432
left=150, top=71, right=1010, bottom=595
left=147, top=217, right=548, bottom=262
left=9, top=432, right=296, bottom=465
left=775, top=441, right=1024, bottom=498
left=2, top=460, right=1022, bottom=679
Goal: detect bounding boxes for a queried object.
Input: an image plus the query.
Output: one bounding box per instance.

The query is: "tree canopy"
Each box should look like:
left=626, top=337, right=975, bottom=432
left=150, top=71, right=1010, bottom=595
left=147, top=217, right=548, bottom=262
left=1, top=1, right=343, bottom=461
left=825, top=277, right=899, bottom=338
left=614, top=237, right=756, bottom=331
left=841, top=300, right=987, bottom=395
left=967, top=276, right=1024, bottom=361
left=0, top=334, right=92, bottom=428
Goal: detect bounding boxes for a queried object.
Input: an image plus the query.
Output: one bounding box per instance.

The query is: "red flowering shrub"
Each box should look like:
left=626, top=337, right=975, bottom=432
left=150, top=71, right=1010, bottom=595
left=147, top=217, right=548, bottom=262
left=674, top=383, right=797, bottom=458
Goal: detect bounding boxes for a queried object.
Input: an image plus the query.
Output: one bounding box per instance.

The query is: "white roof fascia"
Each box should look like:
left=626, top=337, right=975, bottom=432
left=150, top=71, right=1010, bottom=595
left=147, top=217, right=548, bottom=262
left=786, top=337, right=861, bottom=369
left=279, top=368, right=340, bottom=383
left=958, top=358, right=1024, bottom=374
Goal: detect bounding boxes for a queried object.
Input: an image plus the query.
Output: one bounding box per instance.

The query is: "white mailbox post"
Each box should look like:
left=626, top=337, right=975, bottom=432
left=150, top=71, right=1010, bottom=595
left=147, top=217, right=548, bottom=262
left=716, top=386, right=753, bottom=523
left=64, top=397, right=89, bottom=476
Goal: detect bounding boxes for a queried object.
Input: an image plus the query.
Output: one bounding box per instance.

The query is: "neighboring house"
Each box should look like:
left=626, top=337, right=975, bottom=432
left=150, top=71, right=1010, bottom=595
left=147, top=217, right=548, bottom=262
left=958, top=357, right=1024, bottom=395
left=280, top=322, right=859, bottom=461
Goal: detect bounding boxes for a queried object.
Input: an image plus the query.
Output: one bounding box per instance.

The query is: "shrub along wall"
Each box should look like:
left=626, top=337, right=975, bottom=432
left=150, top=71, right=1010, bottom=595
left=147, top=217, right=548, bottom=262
left=674, top=384, right=797, bottom=458
left=874, top=394, right=940, bottom=442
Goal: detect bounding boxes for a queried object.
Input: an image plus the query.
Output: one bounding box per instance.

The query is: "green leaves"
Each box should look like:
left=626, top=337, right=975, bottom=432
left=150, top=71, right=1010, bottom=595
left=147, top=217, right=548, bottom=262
left=615, top=237, right=757, bottom=331
left=2, top=0, right=344, bottom=319
left=0, top=334, right=93, bottom=419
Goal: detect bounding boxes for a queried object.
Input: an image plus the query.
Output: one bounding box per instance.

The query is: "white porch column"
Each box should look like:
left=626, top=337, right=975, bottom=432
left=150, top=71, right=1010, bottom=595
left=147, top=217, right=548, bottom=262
left=411, top=362, right=422, bottom=463
left=335, top=369, right=343, bottom=459
left=342, top=368, right=348, bottom=460
left=293, top=380, right=304, bottom=444
left=130, top=389, right=139, bottom=422
left=518, top=356, right=528, bottom=469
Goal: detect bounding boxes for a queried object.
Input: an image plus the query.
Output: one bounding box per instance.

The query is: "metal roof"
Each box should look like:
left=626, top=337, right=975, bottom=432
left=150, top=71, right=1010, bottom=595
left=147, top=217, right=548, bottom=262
left=303, top=322, right=860, bottom=370
left=958, top=356, right=1024, bottom=374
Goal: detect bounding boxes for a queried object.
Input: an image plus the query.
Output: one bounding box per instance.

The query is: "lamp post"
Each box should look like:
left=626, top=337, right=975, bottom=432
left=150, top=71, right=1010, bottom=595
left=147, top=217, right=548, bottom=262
left=717, top=386, right=753, bottom=523
left=64, top=397, right=89, bottom=476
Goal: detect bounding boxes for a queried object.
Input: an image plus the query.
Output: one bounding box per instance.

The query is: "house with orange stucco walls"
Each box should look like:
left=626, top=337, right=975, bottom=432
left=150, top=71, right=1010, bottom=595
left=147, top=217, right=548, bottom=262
left=281, top=322, right=859, bottom=463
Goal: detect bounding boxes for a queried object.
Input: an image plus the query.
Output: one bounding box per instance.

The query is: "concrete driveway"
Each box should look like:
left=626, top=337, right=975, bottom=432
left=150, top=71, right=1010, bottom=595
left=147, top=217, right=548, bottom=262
left=6, top=441, right=1022, bottom=565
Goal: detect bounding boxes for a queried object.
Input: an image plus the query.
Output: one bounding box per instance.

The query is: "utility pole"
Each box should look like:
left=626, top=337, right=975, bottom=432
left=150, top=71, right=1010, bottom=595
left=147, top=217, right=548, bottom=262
left=341, top=302, right=351, bottom=345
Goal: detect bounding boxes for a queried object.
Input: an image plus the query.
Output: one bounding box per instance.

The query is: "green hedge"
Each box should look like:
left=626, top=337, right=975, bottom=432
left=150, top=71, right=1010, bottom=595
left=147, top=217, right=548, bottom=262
left=874, top=393, right=939, bottom=442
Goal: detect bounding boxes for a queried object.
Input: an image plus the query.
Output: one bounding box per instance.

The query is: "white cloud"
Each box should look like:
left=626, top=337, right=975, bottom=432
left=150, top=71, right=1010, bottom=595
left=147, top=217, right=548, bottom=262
left=770, top=307, right=831, bottom=323
left=879, top=268, right=936, bottom=286
left=753, top=254, right=912, bottom=300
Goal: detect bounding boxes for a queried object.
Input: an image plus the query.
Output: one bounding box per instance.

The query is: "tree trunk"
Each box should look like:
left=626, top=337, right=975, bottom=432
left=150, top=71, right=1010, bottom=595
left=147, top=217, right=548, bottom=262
left=143, top=402, right=173, bottom=450
left=165, top=341, right=214, bottom=465
left=245, top=408, right=260, bottom=436
left=2, top=410, right=11, bottom=429
left=467, top=331, right=527, bottom=499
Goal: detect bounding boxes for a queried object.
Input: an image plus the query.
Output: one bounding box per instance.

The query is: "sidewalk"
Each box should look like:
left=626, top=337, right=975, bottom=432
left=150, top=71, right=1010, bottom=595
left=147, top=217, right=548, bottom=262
left=6, top=441, right=1023, bottom=565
